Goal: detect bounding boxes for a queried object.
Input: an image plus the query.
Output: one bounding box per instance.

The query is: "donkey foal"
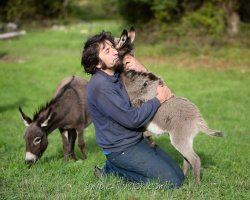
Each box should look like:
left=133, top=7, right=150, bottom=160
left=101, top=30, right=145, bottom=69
left=116, top=27, right=224, bottom=184
left=19, top=76, right=91, bottom=164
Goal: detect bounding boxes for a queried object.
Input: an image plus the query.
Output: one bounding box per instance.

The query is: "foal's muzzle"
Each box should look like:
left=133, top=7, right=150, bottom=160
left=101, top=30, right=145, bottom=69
left=25, top=152, right=38, bottom=164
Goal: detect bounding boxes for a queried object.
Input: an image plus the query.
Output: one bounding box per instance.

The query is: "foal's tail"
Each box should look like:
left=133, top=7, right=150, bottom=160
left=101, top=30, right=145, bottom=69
left=199, top=119, right=224, bottom=137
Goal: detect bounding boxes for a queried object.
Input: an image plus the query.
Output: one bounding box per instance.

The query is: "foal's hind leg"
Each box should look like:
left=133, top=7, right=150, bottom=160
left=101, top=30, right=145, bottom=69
left=170, top=134, right=201, bottom=184
left=68, top=129, right=77, bottom=160
left=77, top=130, right=87, bottom=160
left=183, top=158, right=190, bottom=176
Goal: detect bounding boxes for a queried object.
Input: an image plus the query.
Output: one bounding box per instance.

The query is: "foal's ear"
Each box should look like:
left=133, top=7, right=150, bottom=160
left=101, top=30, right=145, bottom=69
left=18, top=107, right=32, bottom=127
left=40, top=114, right=51, bottom=127
left=128, top=26, right=135, bottom=43
left=38, top=108, right=53, bottom=127
left=40, top=108, right=55, bottom=128
left=115, top=29, right=128, bottom=49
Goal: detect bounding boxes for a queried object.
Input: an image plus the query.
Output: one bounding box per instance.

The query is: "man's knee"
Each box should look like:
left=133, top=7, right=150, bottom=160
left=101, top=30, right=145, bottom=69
left=172, top=176, right=184, bottom=188
left=160, top=171, right=184, bottom=188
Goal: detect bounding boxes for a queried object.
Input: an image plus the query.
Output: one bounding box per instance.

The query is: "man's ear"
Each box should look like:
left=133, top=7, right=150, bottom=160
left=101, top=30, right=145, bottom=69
left=97, top=58, right=104, bottom=69
left=96, top=62, right=102, bottom=69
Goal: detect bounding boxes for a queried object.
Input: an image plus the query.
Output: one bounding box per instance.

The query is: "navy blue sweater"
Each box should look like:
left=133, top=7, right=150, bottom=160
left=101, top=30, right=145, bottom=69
left=86, top=70, right=161, bottom=153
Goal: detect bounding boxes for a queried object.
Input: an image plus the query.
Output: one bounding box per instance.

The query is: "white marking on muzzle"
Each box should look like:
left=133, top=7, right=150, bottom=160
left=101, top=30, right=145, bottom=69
left=25, top=152, right=37, bottom=161
left=146, top=122, right=165, bottom=135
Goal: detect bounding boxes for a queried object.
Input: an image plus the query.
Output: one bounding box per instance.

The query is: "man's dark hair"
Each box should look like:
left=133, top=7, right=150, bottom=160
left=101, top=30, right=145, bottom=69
left=81, top=31, right=115, bottom=75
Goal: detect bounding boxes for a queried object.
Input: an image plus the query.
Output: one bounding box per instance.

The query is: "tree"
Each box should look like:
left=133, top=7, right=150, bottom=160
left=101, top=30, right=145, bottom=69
left=115, top=0, right=246, bottom=36
left=219, top=0, right=240, bottom=35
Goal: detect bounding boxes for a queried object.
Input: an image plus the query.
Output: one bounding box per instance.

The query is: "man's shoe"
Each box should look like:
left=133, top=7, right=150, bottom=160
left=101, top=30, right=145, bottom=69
left=93, top=166, right=105, bottom=179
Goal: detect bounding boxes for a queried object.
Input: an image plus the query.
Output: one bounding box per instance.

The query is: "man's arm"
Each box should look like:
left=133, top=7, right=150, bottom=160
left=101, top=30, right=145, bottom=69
left=92, top=83, right=172, bottom=129
left=93, top=85, right=160, bottom=129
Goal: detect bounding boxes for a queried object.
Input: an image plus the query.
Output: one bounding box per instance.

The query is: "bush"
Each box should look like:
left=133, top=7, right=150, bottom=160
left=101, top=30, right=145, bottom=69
left=115, top=0, right=154, bottom=24
left=68, top=0, right=119, bottom=20
left=0, top=0, right=67, bottom=22
left=151, top=0, right=180, bottom=22
left=182, top=2, right=225, bottom=35
left=0, top=0, right=35, bottom=21
left=239, top=0, right=250, bottom=22
left=115, top=0, right=181, bottom=24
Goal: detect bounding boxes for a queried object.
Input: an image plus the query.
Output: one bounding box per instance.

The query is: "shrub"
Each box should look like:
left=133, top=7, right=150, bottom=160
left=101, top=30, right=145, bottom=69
left=151, top=0, right=180, bottom=22
left=115, top=0, right=180, bottom=24
left=239, top=0, right=250, bottom=22
left=116, top=0, right=154, bottom=24
left=182, top=2, right=225, bottom=35
left=0, top=0, right=67, bottom=22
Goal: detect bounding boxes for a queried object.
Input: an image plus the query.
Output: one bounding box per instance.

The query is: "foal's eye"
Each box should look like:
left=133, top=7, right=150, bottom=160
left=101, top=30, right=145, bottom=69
left=33, top=137, right=41, bottom=145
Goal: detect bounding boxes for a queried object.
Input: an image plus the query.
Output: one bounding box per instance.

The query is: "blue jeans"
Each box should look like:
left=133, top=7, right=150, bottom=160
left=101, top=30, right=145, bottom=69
left=103, top=139, right=184, bottom=188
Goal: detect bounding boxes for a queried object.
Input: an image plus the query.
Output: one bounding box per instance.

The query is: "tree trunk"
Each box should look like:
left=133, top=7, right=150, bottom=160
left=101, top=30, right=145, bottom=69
left=226, top=12, right=240, bottom=35
left=222, top=0, right=240, bottom=36
left=0, top=30, right=26, bottom=40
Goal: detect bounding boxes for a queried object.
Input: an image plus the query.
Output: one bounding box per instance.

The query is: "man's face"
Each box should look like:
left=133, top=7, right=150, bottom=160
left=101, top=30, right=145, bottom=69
left=98, top=40, right=119, bottom=70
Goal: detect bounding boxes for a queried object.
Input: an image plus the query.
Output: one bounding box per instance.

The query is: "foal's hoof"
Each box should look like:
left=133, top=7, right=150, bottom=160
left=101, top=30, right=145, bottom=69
left=81, top=153, right=87, bottom=160
left=149, top=141, right=156, bottom=148
left=146, top=136, right=156, bottom=148
left=64, top=154, right=77, bottom=161
left=93, top=166, right=105, bottom=179
left=195, top=179, right=201, bottom=185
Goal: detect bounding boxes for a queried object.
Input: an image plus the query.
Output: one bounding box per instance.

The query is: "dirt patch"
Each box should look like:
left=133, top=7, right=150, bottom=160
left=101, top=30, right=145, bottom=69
left=0, top=54, right=25, bottom=64
left=141, top=54, right=250, bottom=69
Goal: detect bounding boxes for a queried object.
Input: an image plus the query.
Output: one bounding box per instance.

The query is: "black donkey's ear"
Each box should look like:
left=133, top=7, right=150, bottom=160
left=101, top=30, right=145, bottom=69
left=18, top=106, right=32, bottom=127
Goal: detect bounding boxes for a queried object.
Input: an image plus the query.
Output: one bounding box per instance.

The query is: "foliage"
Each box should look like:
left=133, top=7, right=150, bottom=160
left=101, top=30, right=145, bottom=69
left=182, top=2, right=225, bottom=35
left=115, top=0, right=249, bottom=36
left=115, top=0, right=154, bottom=24
left=114, top=0, right=181, bottom=24
left=35, top=0, right=67, bottom=19
left=151, top=0, right=180, bottom=22
left=239, top=0, right=250, bottom=22
left=68, top=0, right=119, bottom=21
left=0, top=0, right=67, bottom=21
left=0, top=0, right=35, bottom=21
left=1, top=0, right=249, bottom=38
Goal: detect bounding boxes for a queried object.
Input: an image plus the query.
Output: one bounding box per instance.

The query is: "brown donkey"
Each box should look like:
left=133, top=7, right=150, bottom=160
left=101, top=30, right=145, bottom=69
left=19, top=76, right=91, bottom=164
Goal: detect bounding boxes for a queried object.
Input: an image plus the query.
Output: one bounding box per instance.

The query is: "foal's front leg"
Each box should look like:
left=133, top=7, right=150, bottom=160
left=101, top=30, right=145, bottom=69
left=143, top=131, right=156, bottom=148
left=59, top=128, right=77, bottom=160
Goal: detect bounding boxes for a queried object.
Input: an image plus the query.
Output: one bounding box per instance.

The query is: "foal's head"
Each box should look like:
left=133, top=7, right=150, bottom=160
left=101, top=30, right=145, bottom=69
left=115, top=27, right=135, bottom=61
left=19, top=107, right=54, bottom=164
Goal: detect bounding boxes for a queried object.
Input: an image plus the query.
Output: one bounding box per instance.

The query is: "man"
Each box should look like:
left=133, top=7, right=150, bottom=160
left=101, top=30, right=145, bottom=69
left=81, top=31, right=184, bottom=188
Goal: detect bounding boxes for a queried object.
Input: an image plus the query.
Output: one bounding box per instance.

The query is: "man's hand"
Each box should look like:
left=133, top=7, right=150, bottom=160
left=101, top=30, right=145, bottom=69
left=156, top=84, right=173, bottom=104
left=123, top=54, right=147, bottom=72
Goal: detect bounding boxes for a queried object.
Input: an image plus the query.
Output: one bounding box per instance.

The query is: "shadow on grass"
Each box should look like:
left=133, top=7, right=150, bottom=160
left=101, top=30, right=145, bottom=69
left=0, top=51, right=8, bottom=59
left=154, top=136, right=216, bottom=168
left=40, top=154, right=64, bottom=164
left=37, top=133, right=99, bottom=164
left=35, top=132, right=216, bottom=172
left=0, top=98, right=27, bottom=113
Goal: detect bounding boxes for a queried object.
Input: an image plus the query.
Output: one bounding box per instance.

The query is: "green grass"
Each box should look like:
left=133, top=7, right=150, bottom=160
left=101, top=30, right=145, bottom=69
left=0, top=20, right=250, bottom=199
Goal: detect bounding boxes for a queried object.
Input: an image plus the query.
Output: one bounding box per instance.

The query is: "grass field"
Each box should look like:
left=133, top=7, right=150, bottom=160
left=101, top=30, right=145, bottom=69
left=0, top=20, right=249, bottom=199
